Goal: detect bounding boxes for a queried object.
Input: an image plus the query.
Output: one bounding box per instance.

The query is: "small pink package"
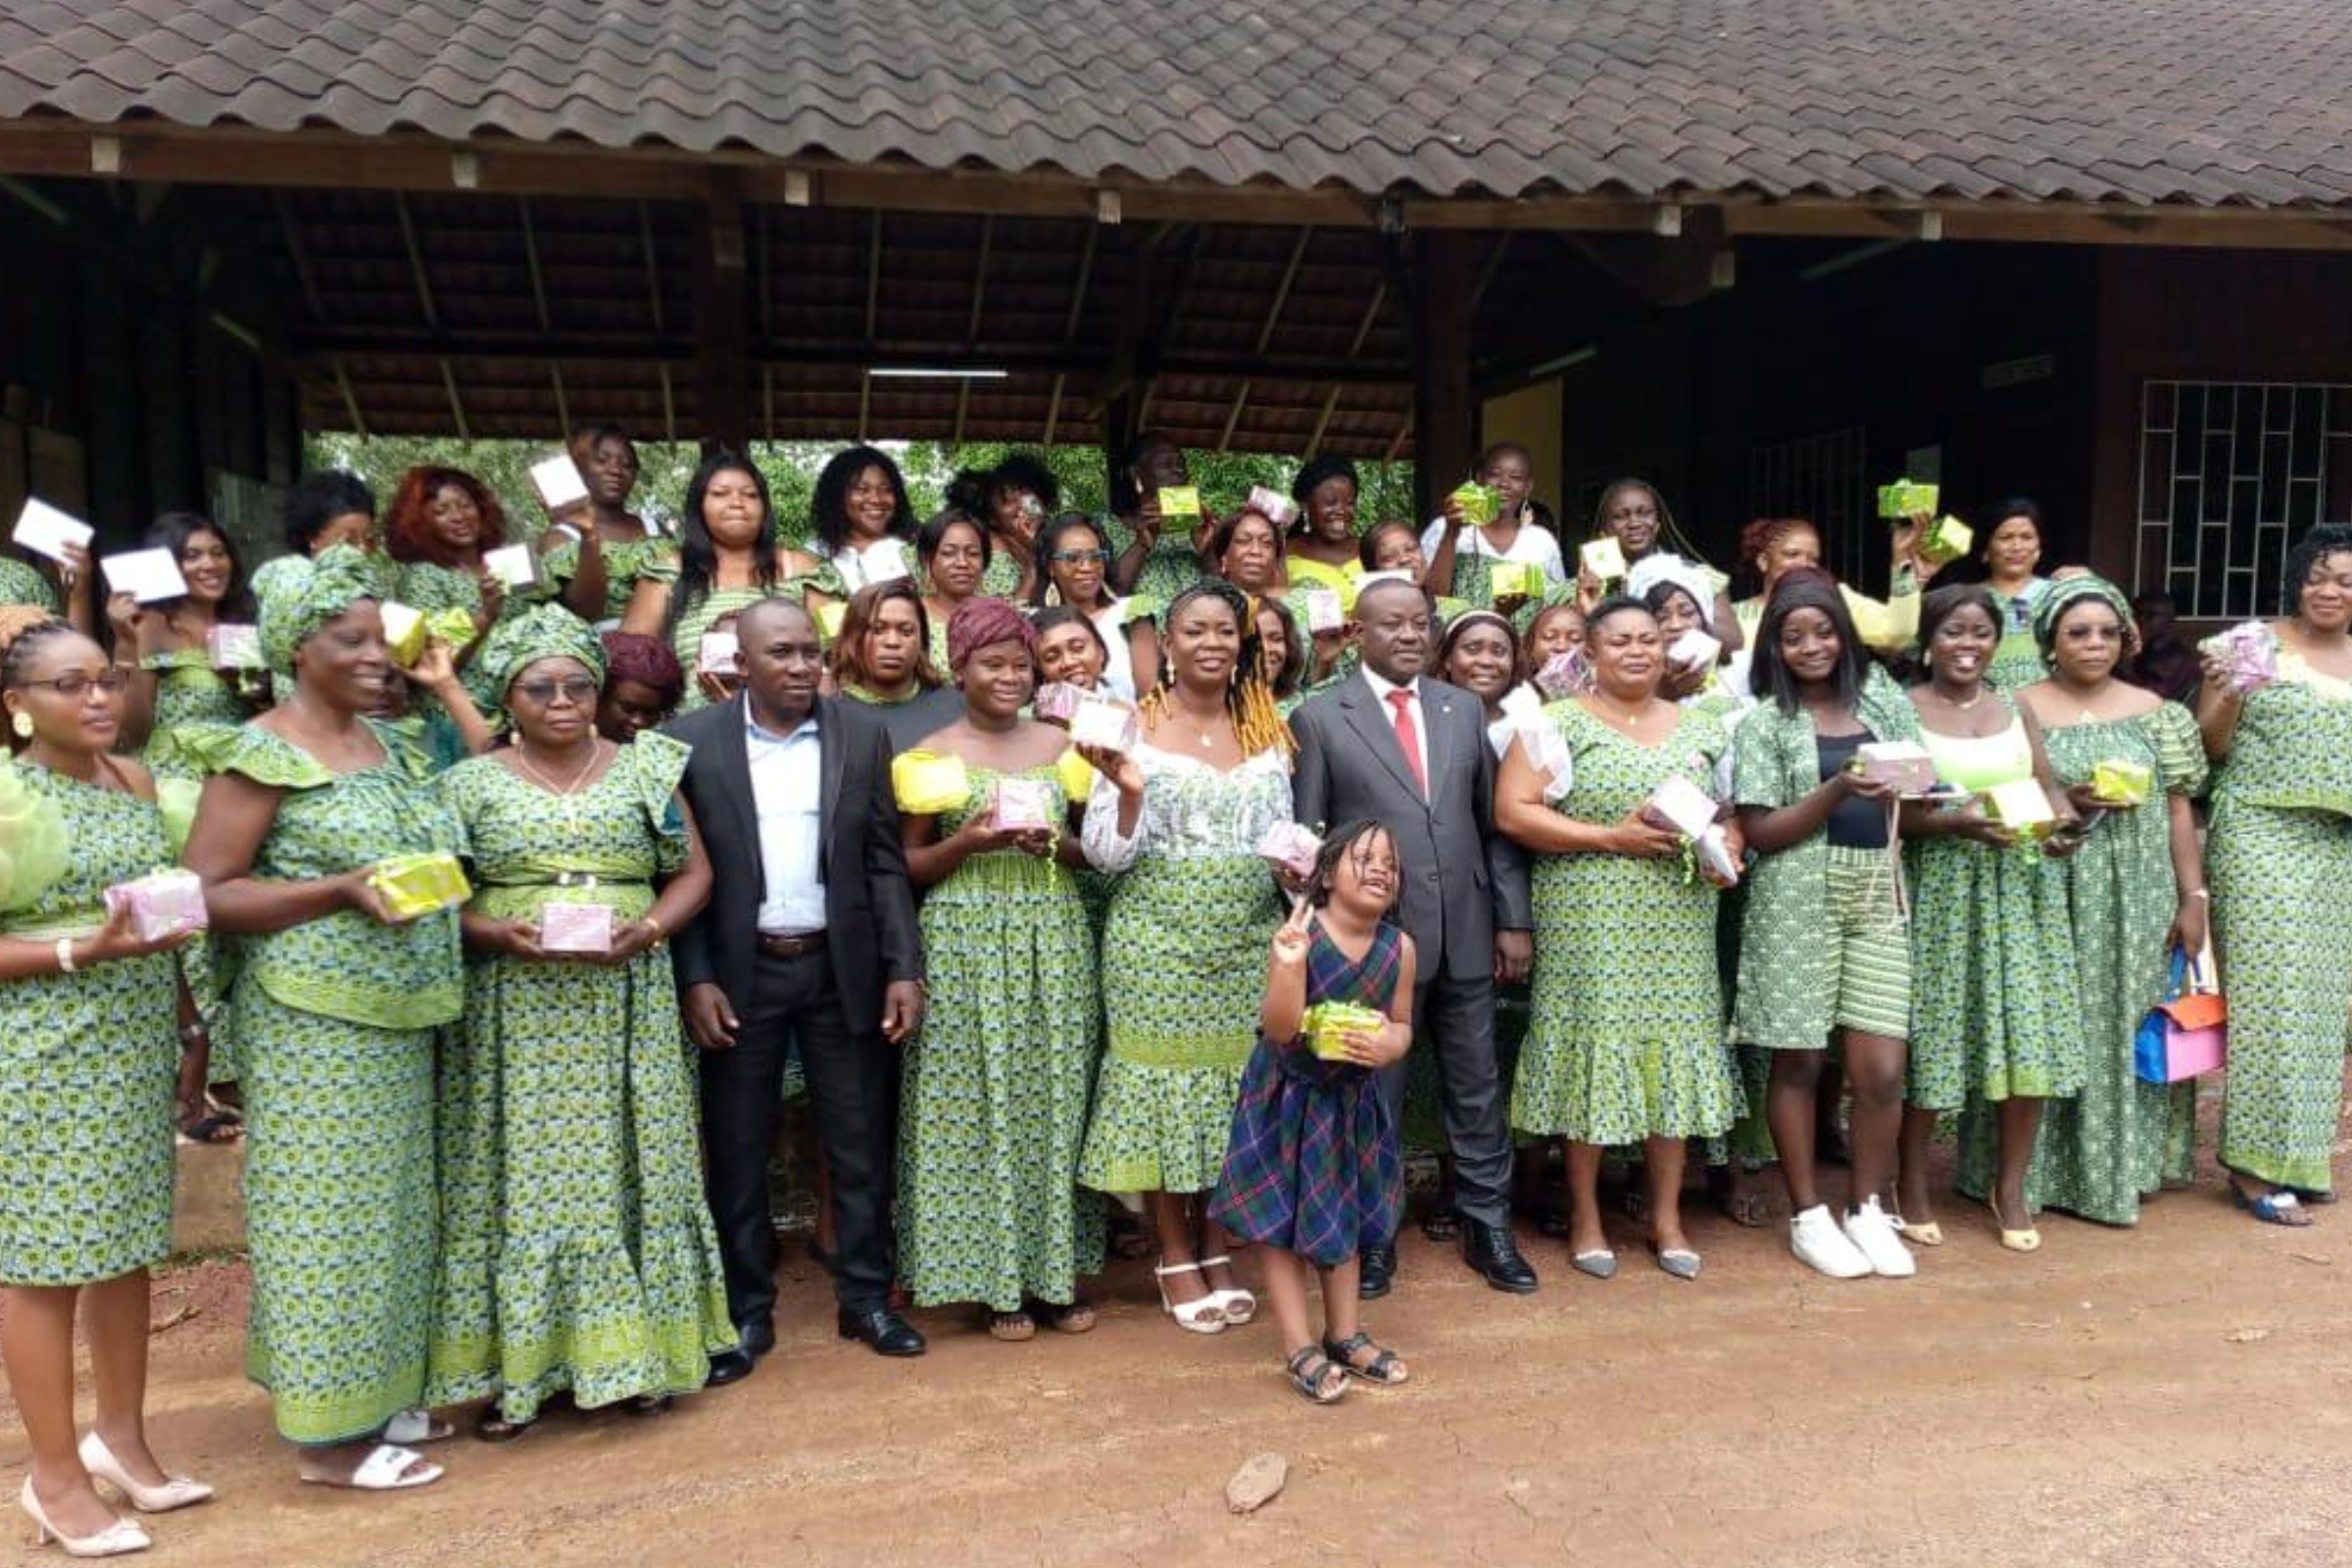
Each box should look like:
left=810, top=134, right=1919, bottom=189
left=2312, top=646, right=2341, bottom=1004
left=697, top=630, right=741, bottom=678
left=1247, top=485, right=1300, bottom=530
left=208, top=623, right=264, bottom=670
left=538, top=901, right=613, bottom=955
left=1069, top=695, right=1141, bottom=754
left=1033, top=681, right=1086, bottom=722
left=1533, top=651, right=1592, bottom=699
left=991, top=777, right=1056, bottom=833
left=102, top=868, right=209, bottom=941
left=1300, top=587, right=1345, bottom=634
left=1255, top=820, right=1322, bottom=880
left=2198, top=621, right=2278, bottom=695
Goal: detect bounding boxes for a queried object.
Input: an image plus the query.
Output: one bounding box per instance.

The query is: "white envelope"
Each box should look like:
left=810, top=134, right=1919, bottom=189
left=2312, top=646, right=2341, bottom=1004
left=101, top=548, right=189, bottom=604
left=530, top=454, right=591, bottom=512
left=1646, top=773, right=1720, bottom=840
left=12, top=499, right=93, bottom=564
left=851, top=539, right=910, bottom=587
left=483, top=544, right=537, bottom=589
left=1301, top=586, right=1344, bottom=633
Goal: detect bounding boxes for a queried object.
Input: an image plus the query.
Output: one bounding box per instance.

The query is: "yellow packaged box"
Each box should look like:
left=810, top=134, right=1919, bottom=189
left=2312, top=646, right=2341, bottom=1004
left=815, top=600, right=848, bottom=642
left=891, top=749, right=971, bottom=815
left=1876, top=478, right=1940, bottom=518
left=1580, top=536, right=1628, bottom=581
left=1156, top=485, right=1202, bottom=518
left=1488, top=560, right=1539, bottom=600
left=368, top=852, right=471, bottom=921
left=1449, top=481, right=1501, bottom=527
left=2089, top=758, right=2153, bottom=807
left=1300, top=1001, right=1388, bottom=1062
left=1917, top=514, right=1974, bottom=567
left=1984, top=780, right=2058, bottom=839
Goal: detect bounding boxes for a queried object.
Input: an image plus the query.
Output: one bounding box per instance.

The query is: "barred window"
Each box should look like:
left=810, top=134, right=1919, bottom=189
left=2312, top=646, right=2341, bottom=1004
left=1748, top=425, right=1869, bottom=581
left=2135, top=381, right=2352, bottom=619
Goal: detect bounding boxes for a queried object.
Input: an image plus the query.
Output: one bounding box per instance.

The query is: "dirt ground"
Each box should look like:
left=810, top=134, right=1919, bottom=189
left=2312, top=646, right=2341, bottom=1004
left=8, top=1089, right=2352, bottom=1568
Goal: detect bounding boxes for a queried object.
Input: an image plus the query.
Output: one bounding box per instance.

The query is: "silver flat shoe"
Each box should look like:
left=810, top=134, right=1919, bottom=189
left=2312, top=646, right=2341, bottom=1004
left=1570, top=1248, right=1618, bottom=1281
left=1652, top=1246, right=1703, bottom=1281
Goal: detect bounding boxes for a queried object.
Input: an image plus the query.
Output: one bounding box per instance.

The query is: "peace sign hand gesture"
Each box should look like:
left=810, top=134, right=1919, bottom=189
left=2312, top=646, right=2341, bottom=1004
left=1270, top=896, right=1314, bottom=969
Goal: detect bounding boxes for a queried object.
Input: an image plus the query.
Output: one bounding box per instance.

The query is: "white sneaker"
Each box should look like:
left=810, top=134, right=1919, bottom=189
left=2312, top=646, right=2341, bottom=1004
left=1843, top=1196, right=1918, bottom=1278
left=1790, top=1202, right=1872, bottom=1279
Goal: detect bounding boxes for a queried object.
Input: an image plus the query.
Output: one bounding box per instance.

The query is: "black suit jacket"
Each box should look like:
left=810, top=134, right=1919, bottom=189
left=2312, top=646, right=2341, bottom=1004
left=1290, top=670, right=1533, bottom=983
left=665, top=693, right=923, bottom=1035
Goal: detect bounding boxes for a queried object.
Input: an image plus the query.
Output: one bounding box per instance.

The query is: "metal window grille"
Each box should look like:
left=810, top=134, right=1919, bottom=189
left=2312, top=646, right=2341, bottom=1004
left=1747, top=425, right=1870, bottom=581
left=2135, top=381, right=2352, bottom=619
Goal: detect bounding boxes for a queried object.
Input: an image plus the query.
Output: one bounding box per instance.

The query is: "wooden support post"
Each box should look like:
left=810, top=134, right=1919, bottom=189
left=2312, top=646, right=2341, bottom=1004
left=695, top=171, right=751, bottom=453
left=1407, top=229, right=1477, bottom=515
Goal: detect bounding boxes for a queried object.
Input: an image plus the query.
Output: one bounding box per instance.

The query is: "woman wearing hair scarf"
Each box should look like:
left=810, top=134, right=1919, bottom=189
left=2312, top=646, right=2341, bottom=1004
left=596, top=630, right=687, bottom=743
left=178, top=545, right=466, bottom=1490
left=423, top=605, right=729, bottom=1440
left=895, top=598, right=1104, bottom=1340
left=1951, top=576, right=2208, bottom=1227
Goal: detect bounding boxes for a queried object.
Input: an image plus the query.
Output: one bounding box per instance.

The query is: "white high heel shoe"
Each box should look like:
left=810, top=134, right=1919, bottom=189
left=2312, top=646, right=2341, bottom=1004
left=1152, top=1260, right=1228, bottom=1335
left=76, top=1433, right=214, bottom=1514
left=18, top=1478, right=151, bottom=1559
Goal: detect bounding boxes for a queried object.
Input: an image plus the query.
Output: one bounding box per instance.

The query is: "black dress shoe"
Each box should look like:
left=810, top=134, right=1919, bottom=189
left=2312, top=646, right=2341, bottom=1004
left=739, top=1314, right=778, bottom=1359
left=1463, top=1223, right=1540, bottom=1294
left=704, top=1348, right=756, bottom=1388
left=1357, top=1242, right=1397, bottom=1299
left=837, top=1305, right=927, bottom=1357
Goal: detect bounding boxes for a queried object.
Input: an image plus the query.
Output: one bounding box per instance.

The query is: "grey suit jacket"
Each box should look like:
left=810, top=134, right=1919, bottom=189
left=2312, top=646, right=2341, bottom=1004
left=1290, top=670, right=1533, bottom=983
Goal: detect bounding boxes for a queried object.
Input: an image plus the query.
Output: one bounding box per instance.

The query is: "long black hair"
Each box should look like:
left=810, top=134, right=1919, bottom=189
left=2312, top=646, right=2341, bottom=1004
left=811, top=445, right=917, bottom=554
left=1750, top=569, right=1867, bottom=715
left=666, top=452, right=779, bottom=638
left=143, top=512, right=256, bottom=622
left=279, top=470, right=375, bottom=556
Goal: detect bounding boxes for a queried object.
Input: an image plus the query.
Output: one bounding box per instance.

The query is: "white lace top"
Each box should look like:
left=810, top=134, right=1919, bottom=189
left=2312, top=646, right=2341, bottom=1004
left=1081, top=743, right=1294, bottom=873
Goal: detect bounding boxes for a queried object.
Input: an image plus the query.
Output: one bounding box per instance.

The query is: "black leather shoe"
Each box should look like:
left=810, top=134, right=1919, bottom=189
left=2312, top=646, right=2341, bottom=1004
left=704, top=1348, right=756, bottom=1388
left=1463, top=1223, right=1540, bottom=1294
left=1357, top=1242, right=1396, bottom=1299
left=739, top=1314, right=777, bottom=1359
left=837, top=1305, right=927, bottom=1357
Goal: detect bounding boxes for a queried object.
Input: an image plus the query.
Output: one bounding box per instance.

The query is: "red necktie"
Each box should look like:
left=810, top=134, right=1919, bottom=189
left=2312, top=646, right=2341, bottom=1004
left=1387, top=688, right=1426, bottom=793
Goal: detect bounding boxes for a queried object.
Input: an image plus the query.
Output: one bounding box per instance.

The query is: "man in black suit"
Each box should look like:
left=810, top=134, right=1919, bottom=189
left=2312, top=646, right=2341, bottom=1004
left=1291, top=577, right=1540, bottom=1298
left=669, top=597, right=928, bottom=1379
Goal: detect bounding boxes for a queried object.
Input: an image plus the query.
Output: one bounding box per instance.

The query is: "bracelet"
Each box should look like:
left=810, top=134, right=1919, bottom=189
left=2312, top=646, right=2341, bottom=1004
left=2185, top=888, right=2211, bottom=901
left=179, top=1021, right=210, bottom=1045
left=55, top=937, right=76, bottom=974
left=547, top=521, right=584, bottom=544
left=644, top=913, right=665, bottom=940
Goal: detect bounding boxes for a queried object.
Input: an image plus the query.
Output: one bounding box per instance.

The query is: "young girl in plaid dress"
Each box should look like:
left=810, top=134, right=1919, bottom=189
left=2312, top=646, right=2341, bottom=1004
left=1209, top=820, right=1415, bottom=1404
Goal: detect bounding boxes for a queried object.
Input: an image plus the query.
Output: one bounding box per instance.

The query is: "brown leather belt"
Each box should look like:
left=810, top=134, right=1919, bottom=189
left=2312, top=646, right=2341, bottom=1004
left=758, top=930, right=828, bottom=958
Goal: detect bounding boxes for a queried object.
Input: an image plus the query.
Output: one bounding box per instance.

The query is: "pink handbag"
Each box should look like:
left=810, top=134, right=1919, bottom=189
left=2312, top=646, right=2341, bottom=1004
left=2133, top=945, right=2227, bottom=1083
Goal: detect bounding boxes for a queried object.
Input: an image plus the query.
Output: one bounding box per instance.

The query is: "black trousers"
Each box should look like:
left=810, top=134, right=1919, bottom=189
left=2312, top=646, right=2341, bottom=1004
left=1373, top=961, right=1512, bottom=1235
left=698, top=948, right=896, bottom=1326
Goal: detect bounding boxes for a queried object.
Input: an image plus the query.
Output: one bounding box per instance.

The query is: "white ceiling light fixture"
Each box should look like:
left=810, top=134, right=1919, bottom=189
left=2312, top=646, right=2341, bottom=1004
left=867, top=367, right=1010, bottom=379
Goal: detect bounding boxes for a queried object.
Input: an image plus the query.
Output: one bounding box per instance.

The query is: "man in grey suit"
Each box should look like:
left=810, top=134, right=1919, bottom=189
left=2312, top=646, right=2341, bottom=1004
left=1291, top=576, right=1540, bottom=1297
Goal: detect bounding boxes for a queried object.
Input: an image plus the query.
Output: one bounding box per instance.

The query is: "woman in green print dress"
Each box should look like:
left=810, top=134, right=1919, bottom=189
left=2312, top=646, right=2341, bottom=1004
left=180, top=546, right=464, bottom=1492
left=385, top=466, right=523, bottom=639
left=1897, top=585, right=2084, bottom=1254
left=426, top=606, right=733, bottom=1438
left=1979, top=500, right=2055, bottom=691
left=2197, top=523, right=2352, bottom=1225
left=537, top=424, right=670, bottom=628
left=1983, top=576, right=2207, bottom=1226
left=1494, top=595, right=1743, bottom=1283
left=106, top=514, right=263, bottom=772
left=897, top=598, right=1102, bottom=1340
left=0, top=614, right=213, bottom=1555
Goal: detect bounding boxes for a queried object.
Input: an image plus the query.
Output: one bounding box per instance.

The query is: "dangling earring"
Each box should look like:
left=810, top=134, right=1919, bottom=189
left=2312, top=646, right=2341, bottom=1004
left=10, top=710, right=32, bottom=739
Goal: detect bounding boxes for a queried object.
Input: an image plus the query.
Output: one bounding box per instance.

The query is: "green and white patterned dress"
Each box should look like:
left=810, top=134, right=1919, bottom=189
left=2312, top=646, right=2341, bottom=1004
left=542, top=530, right=673, bottom=625
left=0, top=764, right=182, bottom=1286
left=2207, top=647, right=2352, bottom=1194
left=1985, top=580, right=2051, bottom=691
left=425, top=733, right=734, bottom=1421
left=140, top=648, right=253, bottom=775
left=642, top=555, right=847, bottom=714
left=898, top=762, right=1103, bottom=1311
left=1959, top=702, right=2206, bottom=1222
left=1078, top=743, right=1291, bottom=1194
left=1512, top=701, right=1742, bottom=1144
left=1102, top=510, right=1206, bottom=610
left=178, top=718, right=463, bottom=1446
left=1905, top=701, right=2086, bottom=1110
left=0, top=556, right=60, bottom=611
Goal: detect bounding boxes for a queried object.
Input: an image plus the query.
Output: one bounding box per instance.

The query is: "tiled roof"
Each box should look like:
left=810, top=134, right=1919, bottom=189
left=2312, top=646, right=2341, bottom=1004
left=4, top=0, right=2350, bottom=209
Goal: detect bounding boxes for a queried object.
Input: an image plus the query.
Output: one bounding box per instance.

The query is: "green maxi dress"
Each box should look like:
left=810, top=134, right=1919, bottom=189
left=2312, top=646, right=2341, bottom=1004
left=0, top=763, right=184, bottom=1286
left=542, top=530, right=674, bottom=625
left=2207, top=646, right=2352, bottom=1195
left=180, top=719, right=463, bottom=1446
left=1511, top=701, right=1743, bottom=1146
left=1962, top=702, right=2206, bottom=1222
left=425, top=733, right=734, bottom=1421
left=639, top=554, right=847, bottom=715
left=0, top=556, right=60, bottom=611
left=1077, top=744, right=1291, bottom=1194
left=897, top=762, right=1104, bottom=1311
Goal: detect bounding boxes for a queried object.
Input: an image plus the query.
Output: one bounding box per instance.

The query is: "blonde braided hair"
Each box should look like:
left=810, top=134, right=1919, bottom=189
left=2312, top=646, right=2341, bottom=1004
left=1140, top=582, right=1294, bottom=759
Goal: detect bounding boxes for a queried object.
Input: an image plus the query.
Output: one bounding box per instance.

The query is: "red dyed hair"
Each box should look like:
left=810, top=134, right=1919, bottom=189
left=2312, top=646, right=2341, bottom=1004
left=384, top=466, right=507, bottom=567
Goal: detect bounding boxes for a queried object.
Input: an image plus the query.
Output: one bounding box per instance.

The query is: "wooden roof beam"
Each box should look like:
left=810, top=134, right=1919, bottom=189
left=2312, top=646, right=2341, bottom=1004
left=1254, top=227, right=1313, bottom=355
left=638, top=201, right=664, bottom=331
left=333, top=357, right=368, bottom=437
left=965, top=214, right=993, bottom=344
left=518, top=196, right=552, bottom=333
left=659, top=364, right=677, bottom=442
left=1348, top=281, right=1388, bottom=359
left=952, top=377, right=971, bottom=448
left=1217, top=380, right=1250, bottom=453
left=1043, top=371, right=1065, bottom=447
left=272, top=191, right=327, bottom=325
left=393, top=191, right=437, bottom=328
left=1304, top=384, right=1343, bottom=458
left=438, top=359, right=466, bottom=437
left=1063, top=224, right=1100, bottom=341
left=864, top=211, right=884, bottom=345
left=548, top=363, right=569, bottom=435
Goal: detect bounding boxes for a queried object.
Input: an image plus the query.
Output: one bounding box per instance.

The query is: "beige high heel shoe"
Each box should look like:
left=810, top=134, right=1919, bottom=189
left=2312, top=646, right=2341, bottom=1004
left=18, top=1478, right=151, bottom=1559
left=77, top=1433, right=213, bottom=1514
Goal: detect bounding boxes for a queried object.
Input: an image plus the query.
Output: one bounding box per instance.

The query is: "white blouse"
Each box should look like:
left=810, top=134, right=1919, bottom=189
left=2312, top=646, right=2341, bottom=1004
left=1081, top=743, right=1294, bottom=873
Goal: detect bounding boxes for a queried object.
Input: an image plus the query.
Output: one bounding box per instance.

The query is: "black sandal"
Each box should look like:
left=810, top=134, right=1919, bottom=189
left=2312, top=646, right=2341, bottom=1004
left=1285, top=1347, right=1348, bottom=1404
left=1323, top=1331, right=1409, bottom=1388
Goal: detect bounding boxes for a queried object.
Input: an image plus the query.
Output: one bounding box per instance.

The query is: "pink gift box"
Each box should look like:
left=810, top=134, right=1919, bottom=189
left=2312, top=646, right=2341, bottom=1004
left=697, top=630, right=741, bottom=678
left=208, top=623, right=264, bottom=670
left=991, top=777, right=1056, bottom=832
left=1533, top=651, right=1592, bottom=699
left=103, top=868, right=209, bottom=941
left=1851, top=741, right=1937, bottom=796
left=1247, top=485, right=1300, bottom=530
left=538, top=901, right=613, bottom=955
left=2198, top=621, right=2277, bottom=695
left=1300, top=587, right=1345, bottom=634
left=1255, top=820, right=1322, bottom=880
left=1069, top=695, right=1140, bottom=754
left=1033, top=681, right=1085, bottom=722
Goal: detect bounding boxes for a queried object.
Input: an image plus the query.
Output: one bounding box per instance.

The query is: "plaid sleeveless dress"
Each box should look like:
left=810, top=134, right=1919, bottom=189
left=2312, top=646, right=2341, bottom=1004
left=1208, top=920, right=1404, bottom=1266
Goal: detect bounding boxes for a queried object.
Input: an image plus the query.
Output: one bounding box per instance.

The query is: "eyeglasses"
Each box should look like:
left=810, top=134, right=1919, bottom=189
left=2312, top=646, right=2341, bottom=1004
left=16, top=670, right=132, bottom=697
left=513, top=676, right=601, bottom=705
left=1051, top=549, right=1112, bottom=565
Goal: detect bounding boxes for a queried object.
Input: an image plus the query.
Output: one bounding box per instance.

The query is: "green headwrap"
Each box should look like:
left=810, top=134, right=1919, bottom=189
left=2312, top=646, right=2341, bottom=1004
left=2031, top=572, right=2136, bottom=667
left=259, top=543, right=382, bottom=674
left=472, top=603, right=607, bottom=707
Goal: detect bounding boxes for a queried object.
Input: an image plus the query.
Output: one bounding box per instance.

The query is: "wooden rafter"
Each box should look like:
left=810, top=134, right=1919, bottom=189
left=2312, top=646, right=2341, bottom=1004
left=1305, top=384, right=1343, bottom=457
left=759, top=206, right=774, bottom=340
left=965, top=214, right=993, bottom=344
left=763, top=365, right=775, bottom=440
left=1063, top=223, right=1099, bottom=340
left=1468, top=232, right=1513, bottom=315
left=638, top=201, right=664, bottom=331
left=549, top=364, right=569, bottom=434
left=333, top=357, right=367, bottom=436
left=863, top=211, right=884, bottom=345
left=857, top=368, right=872, bottom=442
left=271, top=192, right=327, bottom=324
left=952, top=377, right=970, bottom=447
left=1043, top=371, right=1065, bottom=446
left=1385, top=421, right=1410, bottom=462
left=438, top=359, right=466, bottom=437
left=518, top=196, right=552, bottom=333
left=658, top=363, right=676, bottom=441
left=393, top=191, right=437, bottom=328
left=1348, top=280, right=1388, bottom=358
left=1217, top=380, right=1250, bottom=453
left=1255, top=227, right=1313, bottom=354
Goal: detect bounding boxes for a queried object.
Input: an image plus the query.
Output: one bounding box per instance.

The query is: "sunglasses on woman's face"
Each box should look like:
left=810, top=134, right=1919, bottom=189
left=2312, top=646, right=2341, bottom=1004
left=514, top=676, right=601, bottom=706
left=1051, top=549, right=1111, bottom=565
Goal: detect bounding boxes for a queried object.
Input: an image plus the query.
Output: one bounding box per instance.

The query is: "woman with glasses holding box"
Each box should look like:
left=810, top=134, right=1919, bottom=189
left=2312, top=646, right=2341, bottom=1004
left=1032, top=513, right=1159, bottom=701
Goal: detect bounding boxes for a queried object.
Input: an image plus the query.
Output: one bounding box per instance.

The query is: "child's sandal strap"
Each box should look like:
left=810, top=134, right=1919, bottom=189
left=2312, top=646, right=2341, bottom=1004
left=1324, top=1332, right=1408, bottom=1385
left=1285, top=1347, right=1347, bottom=1404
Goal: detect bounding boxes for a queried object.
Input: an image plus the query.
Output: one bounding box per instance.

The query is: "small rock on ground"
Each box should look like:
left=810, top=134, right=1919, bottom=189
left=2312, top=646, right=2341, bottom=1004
left=1226, top=1452, right=1288, bottom=1514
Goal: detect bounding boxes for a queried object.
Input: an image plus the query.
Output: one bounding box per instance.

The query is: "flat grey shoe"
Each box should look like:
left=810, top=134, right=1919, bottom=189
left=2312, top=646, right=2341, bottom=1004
left=1651, top=1246, right=1702, bottom=1281
left=1571, top=1248, right=1618, bottom=1281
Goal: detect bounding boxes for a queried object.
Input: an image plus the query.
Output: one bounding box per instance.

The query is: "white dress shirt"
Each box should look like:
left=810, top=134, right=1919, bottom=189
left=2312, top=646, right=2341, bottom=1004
left=1417, top=514, right=1568, bottom=583
left=1361, top=666, right=1429, bottom=800
left=746, top=705, right=829, bottom=935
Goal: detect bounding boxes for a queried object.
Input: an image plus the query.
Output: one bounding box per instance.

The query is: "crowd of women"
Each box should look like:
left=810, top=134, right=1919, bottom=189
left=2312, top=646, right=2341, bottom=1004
left=4, top=424, right=2349, bottom=1554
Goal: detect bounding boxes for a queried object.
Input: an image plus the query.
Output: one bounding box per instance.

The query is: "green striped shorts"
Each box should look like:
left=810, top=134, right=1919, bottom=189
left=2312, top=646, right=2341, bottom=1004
left=1823, top=844, right=1912, bottom=1041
